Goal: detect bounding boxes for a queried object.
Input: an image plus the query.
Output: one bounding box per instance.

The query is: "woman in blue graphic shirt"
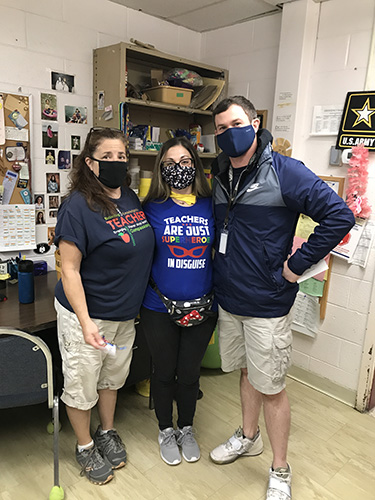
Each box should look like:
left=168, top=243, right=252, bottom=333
left=141, top=136, right=217, bottom=466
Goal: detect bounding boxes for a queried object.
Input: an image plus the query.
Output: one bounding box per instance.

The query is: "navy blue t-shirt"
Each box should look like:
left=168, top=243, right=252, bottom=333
left=142, top=197, right=215, bottom=313
left=55, top=188, right=155, bottom=321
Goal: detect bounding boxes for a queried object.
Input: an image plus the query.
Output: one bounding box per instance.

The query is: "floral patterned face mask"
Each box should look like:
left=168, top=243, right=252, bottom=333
left=161, top=160, right=196, bottom=190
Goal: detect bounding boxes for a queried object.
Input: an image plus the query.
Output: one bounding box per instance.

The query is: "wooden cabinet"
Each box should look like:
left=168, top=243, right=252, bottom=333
left=93, top=42, right=228, bottom=171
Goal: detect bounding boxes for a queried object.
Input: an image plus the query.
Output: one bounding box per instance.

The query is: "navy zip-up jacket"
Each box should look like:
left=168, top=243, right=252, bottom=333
left=212, top=129, right=355, bottom=318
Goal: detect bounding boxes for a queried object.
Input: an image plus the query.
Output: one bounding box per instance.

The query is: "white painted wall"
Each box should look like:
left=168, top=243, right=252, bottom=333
left=201, top=13, right=282, bottom=129
left=290, top=0, right=375, bottom=392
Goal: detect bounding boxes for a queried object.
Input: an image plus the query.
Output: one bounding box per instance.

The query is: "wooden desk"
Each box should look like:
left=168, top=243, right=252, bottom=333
left=0, top=272, right=57, bottom=333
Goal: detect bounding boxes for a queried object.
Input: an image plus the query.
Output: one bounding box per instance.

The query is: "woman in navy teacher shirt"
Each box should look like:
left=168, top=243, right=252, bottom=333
left=54, top=127, right=154, bottom=485
left=141, top=136, right=217, bottom=466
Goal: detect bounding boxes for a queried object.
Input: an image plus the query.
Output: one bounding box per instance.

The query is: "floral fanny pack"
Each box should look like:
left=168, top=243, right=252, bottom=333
left=149, top=278, right=215, bottom=327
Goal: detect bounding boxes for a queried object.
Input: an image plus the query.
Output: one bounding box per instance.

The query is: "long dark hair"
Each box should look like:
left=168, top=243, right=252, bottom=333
left=67, top=127, right=130, bottom=214
left=143, top=136, right=211, bottom=204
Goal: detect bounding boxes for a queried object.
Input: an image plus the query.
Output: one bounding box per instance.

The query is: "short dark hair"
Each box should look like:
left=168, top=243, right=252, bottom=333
left=213, top=96, right=258, bottom=123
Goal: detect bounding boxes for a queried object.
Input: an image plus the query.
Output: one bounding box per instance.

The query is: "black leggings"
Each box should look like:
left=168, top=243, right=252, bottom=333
left=140, top=306, right=218, bottom=430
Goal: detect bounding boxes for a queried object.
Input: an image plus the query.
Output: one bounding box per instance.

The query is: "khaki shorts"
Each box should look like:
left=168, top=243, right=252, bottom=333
left=55, top=299, right=135, bottom=410
left=217, top=305, right=293, bottom=395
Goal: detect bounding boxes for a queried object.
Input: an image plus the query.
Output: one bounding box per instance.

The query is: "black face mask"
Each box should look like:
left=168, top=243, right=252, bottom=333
left=90, top=157, right=128, bottom=189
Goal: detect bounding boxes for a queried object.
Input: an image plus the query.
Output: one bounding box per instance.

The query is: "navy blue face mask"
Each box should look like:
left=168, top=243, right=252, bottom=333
left=217, top=125, right=256, bottom=158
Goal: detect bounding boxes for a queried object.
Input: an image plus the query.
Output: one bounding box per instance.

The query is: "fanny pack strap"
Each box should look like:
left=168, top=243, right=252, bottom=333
left=149, top=277, right=170, bottom=303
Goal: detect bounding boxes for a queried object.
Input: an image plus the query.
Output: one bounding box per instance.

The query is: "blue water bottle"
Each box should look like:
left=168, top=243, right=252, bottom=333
left=18, top=259, right=35, bottom=304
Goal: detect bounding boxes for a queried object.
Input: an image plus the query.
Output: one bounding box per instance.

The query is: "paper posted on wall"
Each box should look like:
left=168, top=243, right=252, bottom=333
left=291, top=291, right=320, bottom=338
left=349, top=219, right=375, bottom=267
left=296, top=258, right=328, bottom=283
left=330, top=218, right=366, bottom=260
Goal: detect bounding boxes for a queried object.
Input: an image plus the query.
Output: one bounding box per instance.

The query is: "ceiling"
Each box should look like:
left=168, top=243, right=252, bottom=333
left=109, top=0, right=299, bottom=33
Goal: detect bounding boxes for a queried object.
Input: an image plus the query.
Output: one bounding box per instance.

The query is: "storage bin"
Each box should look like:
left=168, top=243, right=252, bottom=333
left=145, top=86, right=194, bottom=106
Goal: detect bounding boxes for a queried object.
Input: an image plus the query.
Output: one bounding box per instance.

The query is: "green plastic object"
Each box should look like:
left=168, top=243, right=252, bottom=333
left=201, top=327, right=221, bottom=369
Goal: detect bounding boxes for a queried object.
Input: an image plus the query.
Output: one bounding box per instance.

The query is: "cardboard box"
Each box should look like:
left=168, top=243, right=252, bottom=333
left=146, top=86, right=194, bottom=106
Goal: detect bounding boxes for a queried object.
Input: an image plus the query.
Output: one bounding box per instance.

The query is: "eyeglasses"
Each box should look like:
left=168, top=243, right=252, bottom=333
left=161, top=158, right=194, bottom=169
left=168, top=244, right=207, bottom=258
left=88, top=126, right=124, bottom=136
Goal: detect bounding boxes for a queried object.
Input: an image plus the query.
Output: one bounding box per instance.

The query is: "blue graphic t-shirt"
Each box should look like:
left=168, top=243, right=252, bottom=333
left=142, top=197, right=215, bottom=313
left=54, top=188, right=155, bottom=321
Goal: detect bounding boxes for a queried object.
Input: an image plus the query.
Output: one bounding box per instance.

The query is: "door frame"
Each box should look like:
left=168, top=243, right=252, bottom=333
left=356, top=274, right=375, bottom=412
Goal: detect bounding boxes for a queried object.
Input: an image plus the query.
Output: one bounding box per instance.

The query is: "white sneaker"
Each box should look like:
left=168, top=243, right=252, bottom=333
left=209, top=427, right=263, bottom=464
left=266, top=464, right=292, bottom=499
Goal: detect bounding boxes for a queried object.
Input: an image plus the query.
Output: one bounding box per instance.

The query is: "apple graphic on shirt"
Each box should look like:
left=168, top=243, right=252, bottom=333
left=119, top=231, right=130, bottom=243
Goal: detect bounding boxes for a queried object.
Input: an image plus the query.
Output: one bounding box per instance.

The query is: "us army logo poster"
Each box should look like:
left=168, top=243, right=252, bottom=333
left=336, top=91, right=375, bottom=149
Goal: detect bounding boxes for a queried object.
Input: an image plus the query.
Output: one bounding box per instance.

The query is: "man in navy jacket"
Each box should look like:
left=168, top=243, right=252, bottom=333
left=209, top=96, right=355, bottom=500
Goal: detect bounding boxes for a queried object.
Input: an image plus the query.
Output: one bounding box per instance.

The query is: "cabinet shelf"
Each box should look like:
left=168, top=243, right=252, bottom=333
left=124, top=97, right=213, bottom=116
left=93, top=42, right=228, bottom=173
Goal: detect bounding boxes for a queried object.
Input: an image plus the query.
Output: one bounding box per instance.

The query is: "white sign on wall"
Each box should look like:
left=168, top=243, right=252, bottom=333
left=311, top=105, right=343, bottom=136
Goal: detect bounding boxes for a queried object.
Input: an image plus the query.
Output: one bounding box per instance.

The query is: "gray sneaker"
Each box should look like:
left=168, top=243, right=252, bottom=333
left=210, top=426, right=264, bottom=464
left=176, top=426, right=200, bottom=462
left=75, top=444, right=114, bottom=484
left=158, top=427, right=181, bottom=465
left=93, top=426, right=127, bottom=469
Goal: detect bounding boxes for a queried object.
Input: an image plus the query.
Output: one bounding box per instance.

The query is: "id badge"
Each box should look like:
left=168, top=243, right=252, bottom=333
left=219, top=229, right=228, bottom=254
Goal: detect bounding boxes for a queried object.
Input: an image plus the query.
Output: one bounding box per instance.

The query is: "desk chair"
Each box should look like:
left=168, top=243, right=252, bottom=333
left=0, top=328, right=64, bottom=500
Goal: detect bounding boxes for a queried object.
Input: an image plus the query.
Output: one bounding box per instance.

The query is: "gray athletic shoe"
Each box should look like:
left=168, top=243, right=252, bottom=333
left=93, top=426, right=127, bottom=469
left=176, top=426, right=200, bottom=462
left=75, top=444, right=114, bottom=484
left=210, top=426, right=264, bottom=464
left=158, top=427, right=181, bottom=465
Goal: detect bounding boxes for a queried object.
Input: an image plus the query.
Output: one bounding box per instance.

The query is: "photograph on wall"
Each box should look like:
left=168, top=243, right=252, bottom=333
left=17, top=178, right=28, bottom=189
left=8, top=109, right=28, bottom=130
left=36, top=210, right=45, bottom=225
left=336, top=91, right=375, bottom=149
left=41, top=93, right=57, bottom=121
left=34, top=194, right=44, bottom=209
left=49, top=210, right=58, bottom=219
left=58, top=150, right=71, bottom=169
left=42, top=123, right=58, bottom=149
left=71, top=135, right=81, bottom=150
left=48, top=195, right=60, bottom=209
left=46, top=173, right=60, bottom=193
left=47, top=226, right=56, bottom=246
left=97, top=91, right=105, bottom=110
left=65, top=105, right=87, bottom=124
left=45, top=149, right=56, bottom=165
left=51, top=71, right=75, bottom=93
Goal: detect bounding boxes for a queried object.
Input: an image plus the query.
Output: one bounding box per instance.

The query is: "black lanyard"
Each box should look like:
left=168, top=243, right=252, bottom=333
left=222, top=165, right=247, bottom=230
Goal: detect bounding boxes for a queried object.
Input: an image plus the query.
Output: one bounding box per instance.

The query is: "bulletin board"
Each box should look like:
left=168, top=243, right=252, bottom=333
left=318, top=176, right=345, bottom=319
left=0, top=92, right=32, bottom=204
left=295, top=175, right=345, bottom=320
